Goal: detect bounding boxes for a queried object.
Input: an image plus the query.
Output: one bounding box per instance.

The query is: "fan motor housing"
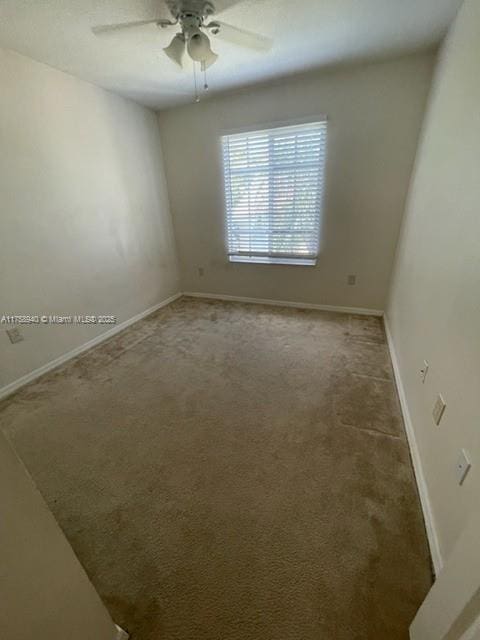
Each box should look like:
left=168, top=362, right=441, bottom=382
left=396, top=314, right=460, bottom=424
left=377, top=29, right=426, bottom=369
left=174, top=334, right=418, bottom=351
left=166, top=0, right=215, bottom=22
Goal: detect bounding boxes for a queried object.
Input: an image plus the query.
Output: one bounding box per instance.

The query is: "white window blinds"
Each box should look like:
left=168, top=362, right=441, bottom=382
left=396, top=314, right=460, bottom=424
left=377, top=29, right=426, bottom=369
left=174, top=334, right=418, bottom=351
left=222, top=120, right=327, bottom=265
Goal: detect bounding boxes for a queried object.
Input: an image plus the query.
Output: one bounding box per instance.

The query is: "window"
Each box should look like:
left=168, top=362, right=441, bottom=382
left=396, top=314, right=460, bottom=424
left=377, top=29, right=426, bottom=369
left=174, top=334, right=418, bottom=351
left=222, top=119, right=327, bottom=266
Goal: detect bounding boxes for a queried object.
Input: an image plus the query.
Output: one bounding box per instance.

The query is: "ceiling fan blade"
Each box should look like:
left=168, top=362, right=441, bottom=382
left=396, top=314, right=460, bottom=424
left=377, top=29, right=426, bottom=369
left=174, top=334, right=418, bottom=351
left=213, top=0, right=269, bottom=16
left=211, top=0, right=246, bottom=14
left=92, top=18, right=170, bottom=36
left=212, top=21, right=272, bottom=51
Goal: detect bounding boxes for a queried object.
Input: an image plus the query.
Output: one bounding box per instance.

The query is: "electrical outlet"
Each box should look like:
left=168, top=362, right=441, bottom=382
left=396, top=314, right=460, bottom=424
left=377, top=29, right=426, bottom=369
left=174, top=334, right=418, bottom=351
left=347, top=275, right=356, bottom=285
left=420, top=360, right=429, bottom=384
left=456, top=449, right=471, bottom=486
left=198, top=267, right=204, bottom=277
left=6, top=327, right=24, bottom=344
left=432, top=394, right=446, bottom=426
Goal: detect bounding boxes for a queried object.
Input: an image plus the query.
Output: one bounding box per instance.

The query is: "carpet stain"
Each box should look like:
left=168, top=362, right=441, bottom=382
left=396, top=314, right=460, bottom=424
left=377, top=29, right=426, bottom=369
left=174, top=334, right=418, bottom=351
left=0, top=298, right=432, bottom=639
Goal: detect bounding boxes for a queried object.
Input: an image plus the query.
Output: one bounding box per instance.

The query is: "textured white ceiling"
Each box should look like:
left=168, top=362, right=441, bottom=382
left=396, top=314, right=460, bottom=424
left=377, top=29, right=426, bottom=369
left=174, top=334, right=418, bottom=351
left=0, top=0, right=462, bottom=110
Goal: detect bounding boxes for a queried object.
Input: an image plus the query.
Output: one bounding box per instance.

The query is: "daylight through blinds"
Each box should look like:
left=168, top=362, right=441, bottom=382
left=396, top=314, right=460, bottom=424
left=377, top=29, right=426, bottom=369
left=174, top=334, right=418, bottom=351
left=222, top=120, right=327, bottom=264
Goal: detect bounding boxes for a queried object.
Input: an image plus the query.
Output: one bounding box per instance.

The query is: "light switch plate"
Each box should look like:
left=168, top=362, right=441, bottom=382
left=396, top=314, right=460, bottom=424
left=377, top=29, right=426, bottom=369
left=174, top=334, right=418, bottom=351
left=456, top=449, right=471, bottom=486
left=433, top=394, right=446, bottom=425
left=6, top=327, right=24, bottom=344
left=347, top=275, right=356, bottom=285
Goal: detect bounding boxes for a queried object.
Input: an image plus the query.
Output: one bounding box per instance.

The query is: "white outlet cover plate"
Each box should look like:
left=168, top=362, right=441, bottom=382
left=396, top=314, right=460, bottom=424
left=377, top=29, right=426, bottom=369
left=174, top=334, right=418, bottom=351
left=421, top=360, right=429, bottom=383
left=433, top=394, right=446, bottom=425
left=456, top=449, right=471, bottom=486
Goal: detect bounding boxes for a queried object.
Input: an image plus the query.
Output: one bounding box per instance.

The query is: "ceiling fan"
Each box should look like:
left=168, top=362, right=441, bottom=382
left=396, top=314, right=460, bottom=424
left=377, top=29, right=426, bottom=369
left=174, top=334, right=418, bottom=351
left=92, top=0, right=273, bottom=71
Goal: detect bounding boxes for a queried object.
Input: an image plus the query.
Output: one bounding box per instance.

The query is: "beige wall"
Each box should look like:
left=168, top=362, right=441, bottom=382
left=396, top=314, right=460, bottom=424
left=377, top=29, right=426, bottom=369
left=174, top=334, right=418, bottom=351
left=0, top=429, right=116, bottom=640
left=387, top=0, right=479, bottom=567
left=158, top=53, right=434, bottom=311
left=0, top=48, right=180, bottom=391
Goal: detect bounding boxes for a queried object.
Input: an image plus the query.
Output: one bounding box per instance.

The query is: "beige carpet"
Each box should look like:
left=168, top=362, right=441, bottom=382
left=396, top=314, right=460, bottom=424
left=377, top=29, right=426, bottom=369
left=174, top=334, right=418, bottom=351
left=0, top=297, right=432, bottom=639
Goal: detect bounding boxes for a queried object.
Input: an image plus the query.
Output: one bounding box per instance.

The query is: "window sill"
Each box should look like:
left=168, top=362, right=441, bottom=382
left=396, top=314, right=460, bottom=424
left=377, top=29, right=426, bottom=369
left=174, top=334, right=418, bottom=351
left=229, top=256, right=317, bottom=267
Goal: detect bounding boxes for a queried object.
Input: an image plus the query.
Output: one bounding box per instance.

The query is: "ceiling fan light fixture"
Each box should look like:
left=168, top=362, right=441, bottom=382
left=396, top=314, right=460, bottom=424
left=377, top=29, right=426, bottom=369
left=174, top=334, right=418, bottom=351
left=201, top=49, right=218, bottom=69
left=163, top=33, right=186, bottom=67
left=187, top=28, right=218, bottom=67
left=92, top=1, right=273, bottom=102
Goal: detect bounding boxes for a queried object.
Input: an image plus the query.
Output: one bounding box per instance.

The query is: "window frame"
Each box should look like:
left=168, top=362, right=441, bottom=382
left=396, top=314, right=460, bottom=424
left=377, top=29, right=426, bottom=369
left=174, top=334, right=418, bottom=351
left=220, top=116, right=328, bottom=267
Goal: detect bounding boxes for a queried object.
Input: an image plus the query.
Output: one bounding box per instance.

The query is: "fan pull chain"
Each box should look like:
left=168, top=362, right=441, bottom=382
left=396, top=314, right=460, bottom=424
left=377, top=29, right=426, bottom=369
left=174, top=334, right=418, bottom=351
left=201, top=61, right=209, bottom=91
left=193, top=62, right=200, bottom=103
left=193, top=62, right=209, bottom=102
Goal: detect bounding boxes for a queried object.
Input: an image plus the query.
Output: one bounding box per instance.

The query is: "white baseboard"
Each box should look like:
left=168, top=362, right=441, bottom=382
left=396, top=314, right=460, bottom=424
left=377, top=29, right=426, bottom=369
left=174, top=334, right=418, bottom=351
left=384, top=316, right=443, bottom=576
left=0, top=292, right=182, bottom=402
left=182, top=291, right=384, bottom=317
left=115, top=624, right=129, bottom=640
